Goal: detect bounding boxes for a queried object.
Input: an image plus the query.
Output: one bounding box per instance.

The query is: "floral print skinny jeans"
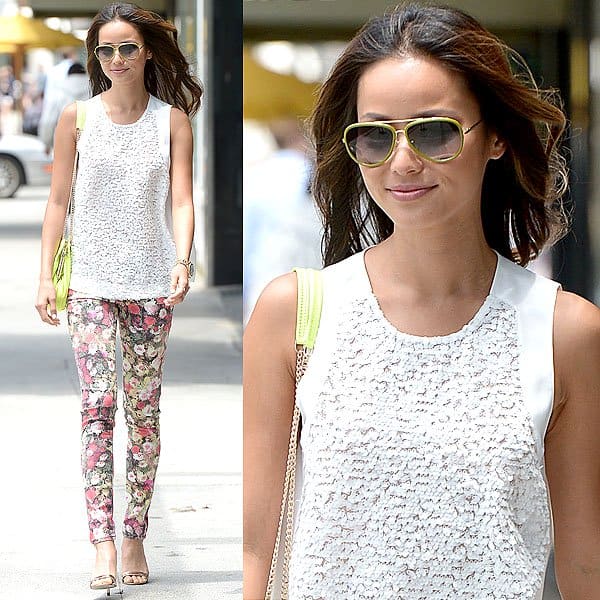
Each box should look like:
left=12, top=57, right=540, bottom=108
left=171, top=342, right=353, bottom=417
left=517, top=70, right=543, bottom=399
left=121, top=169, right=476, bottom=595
left=67, top=295, right=173, bottom=544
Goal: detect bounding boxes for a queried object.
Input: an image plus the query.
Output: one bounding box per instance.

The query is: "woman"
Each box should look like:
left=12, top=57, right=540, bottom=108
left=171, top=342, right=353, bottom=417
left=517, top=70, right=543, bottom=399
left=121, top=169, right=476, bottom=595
left=244, top=4, right=600, bottom=599
left=35, top=2, right=202, bottom=592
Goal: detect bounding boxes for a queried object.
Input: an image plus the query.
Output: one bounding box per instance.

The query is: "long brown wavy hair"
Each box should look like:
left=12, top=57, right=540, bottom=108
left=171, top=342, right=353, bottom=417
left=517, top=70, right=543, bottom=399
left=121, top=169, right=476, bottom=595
left=310, top=3, right=569, bottom=267
left=86, top=3, right=203, bottom=117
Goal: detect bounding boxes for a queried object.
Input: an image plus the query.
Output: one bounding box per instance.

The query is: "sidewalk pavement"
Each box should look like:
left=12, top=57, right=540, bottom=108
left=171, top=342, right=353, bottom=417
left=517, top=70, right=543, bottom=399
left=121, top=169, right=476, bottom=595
left=0, top=186, right=242, bottom=599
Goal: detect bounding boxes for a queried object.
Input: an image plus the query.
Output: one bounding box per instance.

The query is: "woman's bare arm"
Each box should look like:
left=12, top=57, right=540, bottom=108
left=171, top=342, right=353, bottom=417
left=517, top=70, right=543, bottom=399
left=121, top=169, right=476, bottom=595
left=545, top=290, right=600, bottom=599
left=35, top=102, right=77, bottom=325
left=166, top=107, right=194, bottom=307
left=244, top=272, right=297, bottom=600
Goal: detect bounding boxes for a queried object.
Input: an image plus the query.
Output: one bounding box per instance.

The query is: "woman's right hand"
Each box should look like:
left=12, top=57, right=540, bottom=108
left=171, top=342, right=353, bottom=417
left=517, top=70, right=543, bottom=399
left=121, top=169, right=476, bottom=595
left=35, top=278, right=60, bottom=326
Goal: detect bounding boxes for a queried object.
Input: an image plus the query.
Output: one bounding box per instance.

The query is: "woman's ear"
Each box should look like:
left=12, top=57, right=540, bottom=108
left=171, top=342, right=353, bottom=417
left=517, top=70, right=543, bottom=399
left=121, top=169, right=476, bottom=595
left=489, top=136, right=506, bottom=160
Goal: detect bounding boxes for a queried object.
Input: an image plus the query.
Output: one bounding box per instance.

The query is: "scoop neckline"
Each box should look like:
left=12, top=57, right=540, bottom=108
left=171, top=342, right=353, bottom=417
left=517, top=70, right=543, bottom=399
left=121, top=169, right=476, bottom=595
left=98, top=93, right=152, bottom=126
left=359, top=248, right=501, bottom=343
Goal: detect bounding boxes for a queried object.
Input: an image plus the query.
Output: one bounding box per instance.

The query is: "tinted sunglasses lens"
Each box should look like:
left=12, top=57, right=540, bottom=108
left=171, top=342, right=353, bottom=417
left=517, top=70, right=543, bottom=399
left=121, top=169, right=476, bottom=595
left=96, top=46, right=114, bottom=61
left=119, top=43, right=140, bottom=59
left=407, top=120, right=462, bottom=161
left=346, top=125, right=394, bottom=165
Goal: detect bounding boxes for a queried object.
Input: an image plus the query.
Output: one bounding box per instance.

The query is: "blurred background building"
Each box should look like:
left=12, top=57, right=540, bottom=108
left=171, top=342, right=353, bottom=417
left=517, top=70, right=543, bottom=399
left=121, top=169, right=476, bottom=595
left=243, top=0, right=600, bottom=324
left=0, top=0, right=242, bottom=286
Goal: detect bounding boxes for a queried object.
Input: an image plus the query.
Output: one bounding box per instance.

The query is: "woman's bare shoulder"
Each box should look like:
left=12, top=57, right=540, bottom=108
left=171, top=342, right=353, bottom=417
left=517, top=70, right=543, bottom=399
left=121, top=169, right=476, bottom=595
left=57, top=101, right=77, bottom=127
left=244, top=272, right=298, bottom=378
left=553, top=290, right=600, bottom=399
left=52, top=102, right=78, bottom=156
left=247, top=272, right=298, bottom=333
left=169, top=106, right=191, bottom=129
left=554, top=290, right=600, bottom=343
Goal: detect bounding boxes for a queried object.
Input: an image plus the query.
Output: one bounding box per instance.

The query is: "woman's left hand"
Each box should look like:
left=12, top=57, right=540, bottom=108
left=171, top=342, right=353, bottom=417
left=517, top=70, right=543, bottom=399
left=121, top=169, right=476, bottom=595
left=165, top=263, right=189, bottom=307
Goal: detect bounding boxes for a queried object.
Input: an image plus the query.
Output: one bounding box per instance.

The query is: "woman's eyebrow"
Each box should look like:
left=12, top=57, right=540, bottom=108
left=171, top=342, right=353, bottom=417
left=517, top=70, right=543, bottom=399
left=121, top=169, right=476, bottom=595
left=98, top=39, right=139, bottom=45
left=359, top=112, right=392, bottom=120
left=416, top=108, right=461, bottom=118
left=359, top=109, right=462, bottom=121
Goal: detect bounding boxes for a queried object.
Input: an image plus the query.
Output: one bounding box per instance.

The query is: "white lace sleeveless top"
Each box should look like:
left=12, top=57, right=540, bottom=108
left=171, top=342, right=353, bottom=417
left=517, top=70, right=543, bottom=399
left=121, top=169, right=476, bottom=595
left=290, top=250, right=560, bottom=600
left=70, top=93, right=176, bottom=300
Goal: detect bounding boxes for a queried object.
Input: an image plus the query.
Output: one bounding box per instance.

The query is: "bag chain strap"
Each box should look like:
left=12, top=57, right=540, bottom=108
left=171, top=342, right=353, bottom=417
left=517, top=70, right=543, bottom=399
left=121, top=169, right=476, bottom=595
left=264, top=344, right=311, bottom=600
left=64, top=128, right=81, bottom=242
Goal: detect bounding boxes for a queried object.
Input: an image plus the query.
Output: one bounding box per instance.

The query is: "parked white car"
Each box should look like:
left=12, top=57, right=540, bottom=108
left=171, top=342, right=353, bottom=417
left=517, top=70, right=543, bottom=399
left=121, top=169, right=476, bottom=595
left=0, top=134, right=52, bottom=198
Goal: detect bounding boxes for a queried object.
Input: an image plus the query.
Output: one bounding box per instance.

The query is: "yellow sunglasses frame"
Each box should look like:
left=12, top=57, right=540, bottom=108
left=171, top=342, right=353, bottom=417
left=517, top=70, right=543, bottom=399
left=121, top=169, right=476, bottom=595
left=94, top=42, right=145, bottom=62
left=342, top=116, right=482, bottom=167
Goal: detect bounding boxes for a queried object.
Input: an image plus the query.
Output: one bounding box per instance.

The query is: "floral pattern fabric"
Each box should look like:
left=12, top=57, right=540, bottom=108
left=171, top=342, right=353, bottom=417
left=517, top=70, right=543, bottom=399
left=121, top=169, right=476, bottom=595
left=67, top=294, right=173, bottom=544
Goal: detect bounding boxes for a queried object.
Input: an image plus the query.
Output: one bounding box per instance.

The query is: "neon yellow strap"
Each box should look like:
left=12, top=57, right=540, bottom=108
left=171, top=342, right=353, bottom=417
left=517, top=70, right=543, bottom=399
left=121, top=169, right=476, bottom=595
left=293, top=267, right=323, bottom=349
left=75, top=100, right=87, bottom=130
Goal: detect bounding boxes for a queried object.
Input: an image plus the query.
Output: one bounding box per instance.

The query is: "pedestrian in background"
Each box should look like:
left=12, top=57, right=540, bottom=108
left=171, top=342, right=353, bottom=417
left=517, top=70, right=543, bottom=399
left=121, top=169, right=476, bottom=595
left=35, top=2, right=202, bottom=593
left=42, top=48, right=77, bottom=111
left=0, top=65, right=16, bottom=135
left=245, top=3, right=600, bottom=599
left=38, top=62, right=90, bottom=152
left=21, top=85, right=44, bottom=136
left=243, top=118, right=322, bottom=324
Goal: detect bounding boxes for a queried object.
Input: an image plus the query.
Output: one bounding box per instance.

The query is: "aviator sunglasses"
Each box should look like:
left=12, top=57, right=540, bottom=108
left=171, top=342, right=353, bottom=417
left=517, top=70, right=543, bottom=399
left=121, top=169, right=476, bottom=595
left=94, top=42, right=145, bottom=62
left=342, top=116, right=482, bottom=167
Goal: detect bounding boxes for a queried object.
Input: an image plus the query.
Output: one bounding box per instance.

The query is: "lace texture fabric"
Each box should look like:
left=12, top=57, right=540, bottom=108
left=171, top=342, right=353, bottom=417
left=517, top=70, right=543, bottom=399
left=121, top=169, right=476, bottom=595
left=289, top=289, right=551, bottom=599
left=70, top=94, right=176, bottom=300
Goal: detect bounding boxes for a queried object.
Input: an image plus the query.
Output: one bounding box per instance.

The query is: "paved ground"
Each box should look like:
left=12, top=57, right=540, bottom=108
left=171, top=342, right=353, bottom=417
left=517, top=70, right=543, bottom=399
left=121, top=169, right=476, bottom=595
left=0, top=186, right=241, bottom=599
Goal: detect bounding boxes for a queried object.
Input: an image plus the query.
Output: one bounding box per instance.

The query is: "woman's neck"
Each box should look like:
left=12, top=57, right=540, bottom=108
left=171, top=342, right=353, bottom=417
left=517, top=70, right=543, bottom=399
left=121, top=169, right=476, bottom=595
left=101, top=86, right=149, bottom=110
left=100, top=86, right=150, bottom=124
left=366, top=225, right=497, bottom=301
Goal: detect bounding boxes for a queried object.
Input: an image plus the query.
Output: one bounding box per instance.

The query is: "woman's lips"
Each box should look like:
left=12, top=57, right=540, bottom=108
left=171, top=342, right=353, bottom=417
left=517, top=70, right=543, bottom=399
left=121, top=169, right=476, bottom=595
left=386, top=185, right=436, bottom=201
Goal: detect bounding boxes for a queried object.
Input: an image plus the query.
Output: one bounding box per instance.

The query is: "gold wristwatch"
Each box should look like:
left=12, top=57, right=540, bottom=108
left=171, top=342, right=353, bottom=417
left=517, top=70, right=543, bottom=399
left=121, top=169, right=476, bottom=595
left=174, top=258, right=195, bottom=278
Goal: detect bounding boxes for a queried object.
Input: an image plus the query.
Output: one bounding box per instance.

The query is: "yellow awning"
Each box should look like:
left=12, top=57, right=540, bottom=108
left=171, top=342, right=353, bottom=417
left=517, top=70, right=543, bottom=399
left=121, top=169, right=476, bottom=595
left=244, top=47, right=318, bottom=121
left=0, top=14, right=82, bottom=49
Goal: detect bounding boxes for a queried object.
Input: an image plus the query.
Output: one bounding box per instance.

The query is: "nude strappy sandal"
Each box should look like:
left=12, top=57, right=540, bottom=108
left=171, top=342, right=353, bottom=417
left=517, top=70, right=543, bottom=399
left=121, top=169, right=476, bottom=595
left=121, top=571, right=149, bottom=585
left=90, top=573, right=121, bottom=595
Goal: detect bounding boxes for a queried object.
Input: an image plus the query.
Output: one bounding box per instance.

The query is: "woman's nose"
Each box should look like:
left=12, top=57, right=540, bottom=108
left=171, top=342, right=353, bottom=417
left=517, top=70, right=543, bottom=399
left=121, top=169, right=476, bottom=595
left=388, top=131, right=424, bottom=173
left=112, top=51, right=125, bottom=65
